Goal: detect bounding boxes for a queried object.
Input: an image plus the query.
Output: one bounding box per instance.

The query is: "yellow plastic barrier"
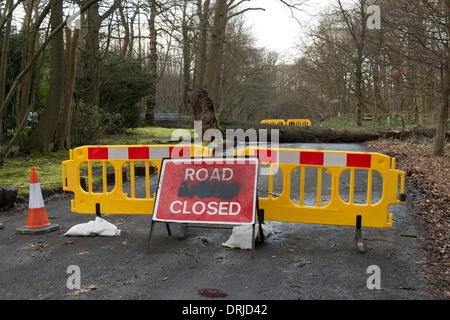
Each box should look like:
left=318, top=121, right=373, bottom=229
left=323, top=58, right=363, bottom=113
left=260, top=119, right=311, bottom=127
left=260, top=119, right=286, bottom=125
left=237, top=147, right=405, bottom=228
left=62, top=144, right=405, bottom=229
left=287, top=119, right=311, bottom=127
left=62, top=145, right=212, bottom=215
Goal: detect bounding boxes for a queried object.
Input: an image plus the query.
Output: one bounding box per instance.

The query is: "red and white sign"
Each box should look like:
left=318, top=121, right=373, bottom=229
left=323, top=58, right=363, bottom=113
left=152, top=158, right=259, bottom=225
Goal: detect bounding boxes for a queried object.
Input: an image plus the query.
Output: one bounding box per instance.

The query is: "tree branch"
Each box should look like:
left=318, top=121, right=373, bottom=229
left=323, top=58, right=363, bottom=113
left=227, top=7, right=265, bottom=21
left=0, top=0, right=24, bottom=31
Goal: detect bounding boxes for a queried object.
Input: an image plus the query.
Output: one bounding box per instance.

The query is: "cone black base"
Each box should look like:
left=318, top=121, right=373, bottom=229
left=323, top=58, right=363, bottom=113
left=16, top=224, right=60, bottom=235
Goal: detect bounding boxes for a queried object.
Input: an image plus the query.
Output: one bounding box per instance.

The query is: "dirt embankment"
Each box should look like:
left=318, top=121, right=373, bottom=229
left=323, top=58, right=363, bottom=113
left=364, top=139, right=449, bottom=299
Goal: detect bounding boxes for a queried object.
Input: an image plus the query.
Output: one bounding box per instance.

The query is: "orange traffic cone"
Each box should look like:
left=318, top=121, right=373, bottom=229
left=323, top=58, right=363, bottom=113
left=16, top=167, right=59, bottom=235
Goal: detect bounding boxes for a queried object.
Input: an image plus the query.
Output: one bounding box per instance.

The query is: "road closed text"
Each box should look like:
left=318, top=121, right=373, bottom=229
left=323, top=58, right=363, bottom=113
left=171, top=167, right=241, bottom=216
left=170, top=200, right=241, bottom=216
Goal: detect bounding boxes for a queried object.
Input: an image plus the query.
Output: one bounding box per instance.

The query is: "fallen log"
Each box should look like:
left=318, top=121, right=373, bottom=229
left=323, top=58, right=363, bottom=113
left=220, top=120, right=448, bottom=143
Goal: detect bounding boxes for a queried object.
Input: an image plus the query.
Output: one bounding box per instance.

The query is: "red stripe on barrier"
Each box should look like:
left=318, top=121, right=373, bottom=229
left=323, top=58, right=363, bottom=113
left=300, top=151, right=324, bottom=165
left=256, top=149, right=277, bottom=163
left=170, top=146, right=190, bottom=158
left=128, top=147, right=149, bottom=159
left=88, top=147, right=108, bottom=160
left=346, top=153, right=371, bottom=168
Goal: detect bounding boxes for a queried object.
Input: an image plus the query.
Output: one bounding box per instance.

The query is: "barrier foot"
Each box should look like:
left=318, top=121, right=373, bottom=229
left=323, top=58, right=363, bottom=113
left=355, top=215, right=366, bottom=254
left=96, top=203, right=101, bottom=217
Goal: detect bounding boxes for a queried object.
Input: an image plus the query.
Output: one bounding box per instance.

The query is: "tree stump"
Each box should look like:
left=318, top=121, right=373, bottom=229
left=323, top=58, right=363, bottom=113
left=188, top=88, right=219, bottom=135
left=0, top=187, right=18, bottom=210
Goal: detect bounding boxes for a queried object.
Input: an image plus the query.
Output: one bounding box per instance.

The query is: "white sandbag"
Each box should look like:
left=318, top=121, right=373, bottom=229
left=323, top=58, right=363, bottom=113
left=64, top=217, right=121, bottom=237
left=222, top=224, right=272, bottom=249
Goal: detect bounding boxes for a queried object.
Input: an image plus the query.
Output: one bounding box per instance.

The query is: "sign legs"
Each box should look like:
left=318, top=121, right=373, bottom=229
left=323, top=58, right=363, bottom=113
left=146, top=219, right=155, bottom=253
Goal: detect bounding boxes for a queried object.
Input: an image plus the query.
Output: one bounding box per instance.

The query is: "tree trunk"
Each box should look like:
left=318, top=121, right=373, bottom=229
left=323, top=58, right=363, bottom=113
left=30, top=0, right=65, bottom=153
left=119, top=4, right=130, bottom=57
left=434, top=64, right=449, bottom=156
left=222, top=119, right=449, bottom=143
left=82, top=0, right=100, bottom=106
left=188, top=88, right=219, bottom=135
left=355, top=57, right=363, bottom=127
left=433, top=1, right=450, bottom=156
left=195, top=0, right=210, bottom=89
left=16, top=2, right=39, bottom=147
left=204, top=0, right=227, bottom=105
left=337, top=0, right=366, bottom=127
left=56, top=27, right=80, bottom=151
left=0, top=0, right=13, bottom=140
left=145, top=0, right=157, bottom=125
left=181, top=0, right=192, bottom=113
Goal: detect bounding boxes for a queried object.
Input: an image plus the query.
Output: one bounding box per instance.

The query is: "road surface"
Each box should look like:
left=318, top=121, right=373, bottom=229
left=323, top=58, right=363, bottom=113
left=0, top=143, right=435, bottom=300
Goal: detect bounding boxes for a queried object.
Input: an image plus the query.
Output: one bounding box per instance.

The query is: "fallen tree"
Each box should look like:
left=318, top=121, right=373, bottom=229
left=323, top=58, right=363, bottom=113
left=220, top=119, right=449, bottom=143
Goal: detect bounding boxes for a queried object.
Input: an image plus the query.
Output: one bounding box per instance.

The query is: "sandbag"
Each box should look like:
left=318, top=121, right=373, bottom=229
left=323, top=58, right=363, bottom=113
left=64, top=217, right=121, bottom=237
left=222, top=224, right=272, bottom=249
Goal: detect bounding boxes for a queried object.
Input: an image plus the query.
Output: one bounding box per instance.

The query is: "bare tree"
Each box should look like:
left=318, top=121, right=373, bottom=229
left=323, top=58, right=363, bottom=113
left=30, top=0, right=65, bottom=153
left=144, top=0, right=157, bottom=125
left=55, top=24, right=81, bottom=150
left=195, top=0, right=211, bottom=88
left=81, top=0, right=119, bottom=107
left=0, top=0, right=14, bottom=139
left=336, top=0, right=369, bottom=127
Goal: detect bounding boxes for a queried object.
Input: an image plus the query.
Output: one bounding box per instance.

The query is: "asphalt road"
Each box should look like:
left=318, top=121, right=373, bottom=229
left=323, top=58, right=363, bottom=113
left=0, top=143, right=436, bottom=300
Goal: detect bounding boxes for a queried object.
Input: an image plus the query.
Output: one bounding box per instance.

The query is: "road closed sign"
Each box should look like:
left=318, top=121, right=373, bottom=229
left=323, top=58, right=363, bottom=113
left=152, top=157, right=259, bottom=225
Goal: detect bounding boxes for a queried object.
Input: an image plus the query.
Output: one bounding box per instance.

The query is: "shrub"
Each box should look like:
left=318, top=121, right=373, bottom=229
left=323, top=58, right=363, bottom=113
left=70, top=101, right=122, bottom=147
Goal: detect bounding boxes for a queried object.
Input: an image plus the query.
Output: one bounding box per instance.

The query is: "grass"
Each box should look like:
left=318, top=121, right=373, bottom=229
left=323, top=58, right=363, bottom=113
left=0, top=126, right=197, bottom=200
left=0, top=149, right=69, bottom=200
left=129, top=126, right=195, bottom=138
left=97, top=126, right=196, bottom=145
left=320, top=114, right=405, bottom=128
left=321, top=113, right=438, bottom=129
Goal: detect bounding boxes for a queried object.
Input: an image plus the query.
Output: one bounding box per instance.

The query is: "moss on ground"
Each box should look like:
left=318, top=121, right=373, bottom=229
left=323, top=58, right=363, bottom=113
left=97, top=126, right=196, bottom=145
left=0, top=149, right=69, bottom=200
left=0, top=126, right=197, bottom=200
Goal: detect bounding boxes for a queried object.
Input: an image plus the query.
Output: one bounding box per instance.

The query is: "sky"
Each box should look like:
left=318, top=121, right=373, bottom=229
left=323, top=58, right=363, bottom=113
left=8, top=0, right=337, bottom=63
left=243, top=0, right=335, bottom=61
